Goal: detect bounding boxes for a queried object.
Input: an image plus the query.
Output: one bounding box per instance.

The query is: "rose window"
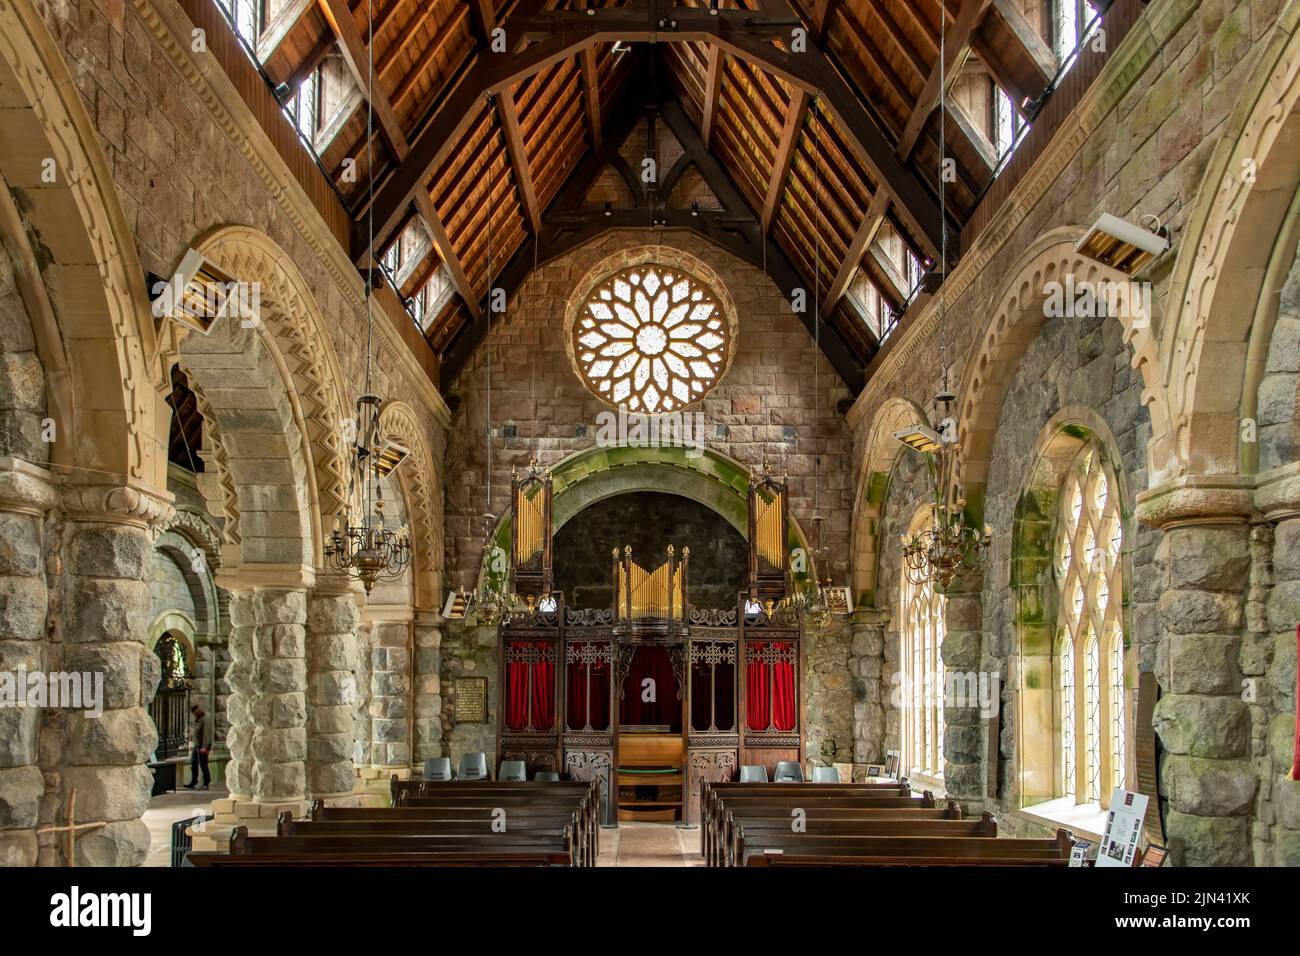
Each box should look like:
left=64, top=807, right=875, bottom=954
left=572, top=266, right=730, bottom=412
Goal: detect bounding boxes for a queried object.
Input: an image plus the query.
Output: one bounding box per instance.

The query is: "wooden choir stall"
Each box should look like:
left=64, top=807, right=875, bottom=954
left=496, top=464, right=803, bottom=827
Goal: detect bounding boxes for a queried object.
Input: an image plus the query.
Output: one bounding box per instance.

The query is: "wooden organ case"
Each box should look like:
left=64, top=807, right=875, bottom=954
left=511, top=461, right=552, bottom=601
left=496, top=472, right=804, bottom=828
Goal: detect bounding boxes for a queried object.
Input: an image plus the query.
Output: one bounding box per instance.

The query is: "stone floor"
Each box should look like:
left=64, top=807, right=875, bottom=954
left=597, top=822, right=705, bottom=866
left=143, top=784, right=230, bottom=868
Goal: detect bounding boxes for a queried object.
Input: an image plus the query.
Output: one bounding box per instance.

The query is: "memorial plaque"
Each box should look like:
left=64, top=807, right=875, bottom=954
left=454, top=677, right=487, bottom=723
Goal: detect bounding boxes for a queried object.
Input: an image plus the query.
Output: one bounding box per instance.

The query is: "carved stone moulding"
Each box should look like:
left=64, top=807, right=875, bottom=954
left=61, top=479, right=175, bottom=529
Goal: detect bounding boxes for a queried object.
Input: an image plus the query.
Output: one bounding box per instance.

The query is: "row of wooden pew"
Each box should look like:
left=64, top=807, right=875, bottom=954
left=186, top=779, right=599, bottom=867
left=701, top=780, right=1074, bottom=867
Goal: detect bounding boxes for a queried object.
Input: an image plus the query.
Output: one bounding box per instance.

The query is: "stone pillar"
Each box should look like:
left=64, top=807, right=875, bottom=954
left=307, top=583, right=360, bottom=799
left=222, top=590, right=256, bottom=800
left=1256, top=464, right=1300, bottom=865
left=413, top=611, right=444, bottom=766
left=1140, top=478, right=1256, bottom=866
left=849, top=609, right=886, bottom=764
left=366, top=615, right=412, bottom=768
left=55, top=481, right=172, bottom=865
left=0, top=458, right=56, bottom=866
left=940, top=587, right=987, bottom=806
left=248, top=588, right=308, bottom=802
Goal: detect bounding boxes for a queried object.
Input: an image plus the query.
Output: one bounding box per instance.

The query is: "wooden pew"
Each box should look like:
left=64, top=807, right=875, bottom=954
left=739, top=829, right=1075, bottom=867
left=718, top=811, right=996, bottom=867
left=220, top=824, right=581, bottom=865
left=288, top=808, right=591, bottom=866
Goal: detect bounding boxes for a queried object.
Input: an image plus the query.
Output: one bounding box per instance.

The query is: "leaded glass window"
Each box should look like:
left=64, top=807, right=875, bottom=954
left=1053, top=443, right=1126, bottom=804
left=901, top=510, right=946, bottom=779
left=572, top=266, right=730, bottom=413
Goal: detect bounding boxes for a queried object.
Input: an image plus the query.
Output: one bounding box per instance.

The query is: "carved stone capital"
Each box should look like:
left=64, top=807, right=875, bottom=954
left=1135, top=474, right=1256, bottom=530
left=61, top=479, right=175, bottom=529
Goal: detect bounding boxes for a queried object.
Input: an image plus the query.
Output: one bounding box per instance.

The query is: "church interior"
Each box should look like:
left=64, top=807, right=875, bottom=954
left=0, top=0, right=1297, bottom=875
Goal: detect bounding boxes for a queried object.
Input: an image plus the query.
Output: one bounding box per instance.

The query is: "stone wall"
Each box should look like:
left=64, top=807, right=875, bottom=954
left=844, top=0, right=1300, bottom=863
left=438, top=625, right=499, bottom=771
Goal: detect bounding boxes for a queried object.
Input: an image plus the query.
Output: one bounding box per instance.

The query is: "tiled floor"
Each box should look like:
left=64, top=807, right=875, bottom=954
left=597, top=822, right=706, bottom=867
left=143, top=785, right=229, bottom=868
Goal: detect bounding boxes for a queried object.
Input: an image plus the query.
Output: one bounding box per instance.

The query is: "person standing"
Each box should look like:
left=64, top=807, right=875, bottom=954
left=184, top=703, right=213, bottom=790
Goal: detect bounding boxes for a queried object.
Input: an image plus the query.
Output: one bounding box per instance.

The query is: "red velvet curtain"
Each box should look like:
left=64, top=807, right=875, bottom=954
left=504, top=641, right=555, bottom=732
left=746, top=642, right=795, bottom=732
left=619, top=645, right=679, bottom=730
left=565, top=643, right=610, bottom=732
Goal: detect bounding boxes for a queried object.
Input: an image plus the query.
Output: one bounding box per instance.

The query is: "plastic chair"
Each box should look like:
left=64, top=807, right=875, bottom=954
left=774, top=761, right=804, bottom=783
left=739, top=765, right=769, bottom=783
left=498, top=759, right=527, bottom=782
left=534, top=771, right=561, bottom=782
left=423, top=757, right=452, bottom=781
left=811, top=766, right=840, bottom=783
left=457, top=752, right=489, bottom=780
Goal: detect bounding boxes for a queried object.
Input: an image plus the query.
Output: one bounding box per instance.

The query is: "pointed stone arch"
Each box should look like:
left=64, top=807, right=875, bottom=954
left=1160, top=1, right=1300, bottom=479
left=850, top=396, right=929, bottom=607
left=955, top=229, right=1171, bottom=496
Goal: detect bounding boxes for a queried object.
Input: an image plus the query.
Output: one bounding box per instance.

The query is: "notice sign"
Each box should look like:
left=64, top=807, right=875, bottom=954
left=1095, top=788, right=1149, bottom=868
left=454, top=677, right=487, bottom=723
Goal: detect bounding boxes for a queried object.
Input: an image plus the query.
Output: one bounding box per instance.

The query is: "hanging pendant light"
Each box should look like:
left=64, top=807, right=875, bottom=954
left=895, top=1, right=991, bottom=591
left=323, top=0, right=411, bottom=593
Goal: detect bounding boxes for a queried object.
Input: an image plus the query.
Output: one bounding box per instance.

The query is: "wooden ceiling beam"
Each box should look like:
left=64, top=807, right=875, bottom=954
left=700, top=45, right=723, bottom=148
left=318, top=0, right=480, bottom=318
left=825, top=189, right=888, bottom=314
left=580, top=46, right=603, bottom=150
left=992, top=0, right=1058, bottom=84
left=761, top=88, right=808, bottom=232
left=496, top=92, right=543, bottom=234
left=895, top=0, right=991, bottom=162
left=257, top=0, right=317, bottom=66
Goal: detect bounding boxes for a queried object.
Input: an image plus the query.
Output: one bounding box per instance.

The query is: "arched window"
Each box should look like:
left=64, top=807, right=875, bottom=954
left=1053, top=443, right=1126, bottom=803
left=901, top=509, right=945, bottom=779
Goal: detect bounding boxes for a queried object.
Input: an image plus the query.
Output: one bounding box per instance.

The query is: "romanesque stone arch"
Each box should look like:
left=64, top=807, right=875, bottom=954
left=1160, top=1, right=1300, bottom=479
left=850, top=396, right=929, bottom=606
left=0, top=0, right=167, bottom=492
left=955, top=229, right=1170, bottom=492
left=174, top=226, right=349, bottom=569
left=378, top=400, right=442, bottom=608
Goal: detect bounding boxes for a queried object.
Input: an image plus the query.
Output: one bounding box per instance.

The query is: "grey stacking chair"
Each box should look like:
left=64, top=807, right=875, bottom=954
left=498, top=759, right=527, bottom=782
left=774, top=761, right=804, bottom=783
left=457, top=752, right=489, bottom=780
left=423, top=757, right=452, bottom=781
left=534, top=771, right=561, bottom=782
left=739, top=765, right=769, bottom=783
left=811, top=766, right=840, bottom=783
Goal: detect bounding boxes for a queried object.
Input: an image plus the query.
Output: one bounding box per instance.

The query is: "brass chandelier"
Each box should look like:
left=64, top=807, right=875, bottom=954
left=895, top=4, right=990, bottom=592
left=323, top=1, right=410, bottom=594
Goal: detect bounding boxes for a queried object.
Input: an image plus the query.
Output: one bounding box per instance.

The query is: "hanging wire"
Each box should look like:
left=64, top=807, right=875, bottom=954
left=485, top=94, right=496, bottom=524
left=532, top=234, right=539, bottom=462
left=812, top=93, right=821, bottom=541
left=937, top=0, right=948, bottom=391
left=363, top=0, right=377, bottom=526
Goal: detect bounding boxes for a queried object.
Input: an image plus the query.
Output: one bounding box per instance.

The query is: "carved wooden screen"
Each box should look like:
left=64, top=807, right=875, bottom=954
left=502, top=640, right=558, bottom=733
left=565, top=640, right=613, bottom=733
left=689, top=639, right=737, bottom=734
left=743, top=641, right=799, bottom=734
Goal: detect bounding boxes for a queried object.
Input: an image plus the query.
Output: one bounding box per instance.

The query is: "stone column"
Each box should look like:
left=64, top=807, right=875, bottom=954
left=413, top=611, right=444, bottom=767
left=1140, top=477, right=1256, bottom=866
left=849, top=609, right=886, bottom=764
left=56, top=481, right=172, bottom=866
left=366, top=615, right=412, bottom=768
left=940, top=587, right=987, bottom=807
left=0, top=458, right=56, bottom=866
left=222, top=590, right=256, bottom=801
left=1256, top=464, right=1300, bottom=865
left=307, top=582, right=360, bottom=800
left=248, top=588, right=308, bottom=802
left=805, top=620, right=854, bottom=764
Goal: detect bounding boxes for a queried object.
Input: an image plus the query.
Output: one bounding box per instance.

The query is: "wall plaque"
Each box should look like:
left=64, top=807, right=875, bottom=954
left=454, top=677, right=488, bottom=723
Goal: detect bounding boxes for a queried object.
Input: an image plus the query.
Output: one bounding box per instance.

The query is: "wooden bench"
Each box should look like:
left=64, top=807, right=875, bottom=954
left=215, top=825, right=581, bottom=865
left=738, top=829, right=1075, bottom=867
left=283, top=811, right=590, bottom=866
